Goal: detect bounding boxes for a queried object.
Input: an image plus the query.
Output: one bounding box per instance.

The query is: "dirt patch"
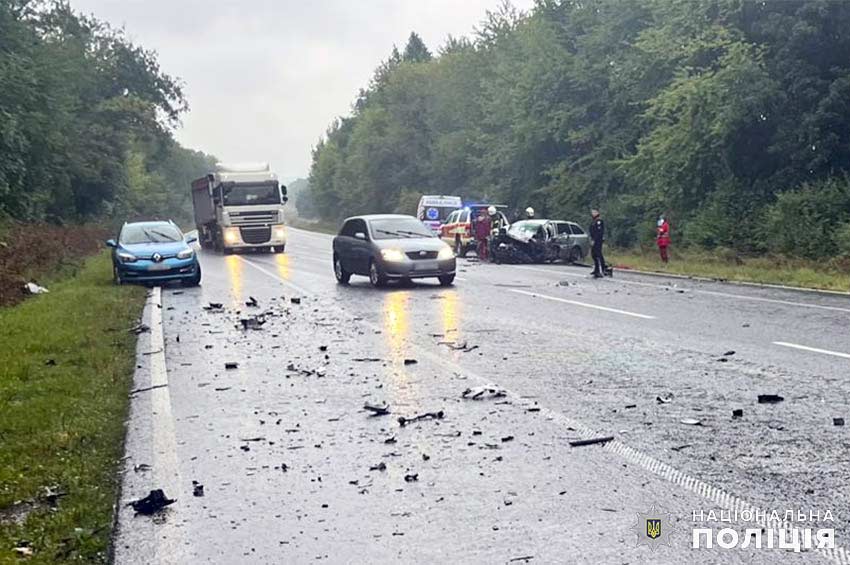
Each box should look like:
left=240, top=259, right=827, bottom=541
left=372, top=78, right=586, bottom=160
left=0, top=222, right=107, bottom=307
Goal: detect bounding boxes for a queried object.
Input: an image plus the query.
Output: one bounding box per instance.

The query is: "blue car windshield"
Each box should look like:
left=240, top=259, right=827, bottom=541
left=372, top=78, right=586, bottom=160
left=120, top=224, right=183, bottom=244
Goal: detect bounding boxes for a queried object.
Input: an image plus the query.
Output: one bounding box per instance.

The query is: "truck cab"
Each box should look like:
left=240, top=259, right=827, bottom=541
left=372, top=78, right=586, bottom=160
left=192, top=163, right=288, bottom=253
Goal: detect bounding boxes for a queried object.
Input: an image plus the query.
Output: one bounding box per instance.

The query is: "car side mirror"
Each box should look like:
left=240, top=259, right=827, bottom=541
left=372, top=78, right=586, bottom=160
left=185, top=234, right=198, bottom=244
left=282, top=196, right=289, bottom=203
left=354, top=232, right=366, bottom=240
left=105, top=239, right=117, bottom=248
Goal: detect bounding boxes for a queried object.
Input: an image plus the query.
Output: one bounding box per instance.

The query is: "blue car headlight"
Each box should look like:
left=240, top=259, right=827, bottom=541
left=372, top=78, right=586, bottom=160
left=117, top=250, right=137, bottom=263
left=176, top=248, right=195, bottom=260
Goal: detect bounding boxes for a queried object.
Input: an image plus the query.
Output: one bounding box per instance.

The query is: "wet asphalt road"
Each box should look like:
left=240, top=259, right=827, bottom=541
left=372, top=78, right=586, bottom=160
left=114, top=227, right=849, bottom=564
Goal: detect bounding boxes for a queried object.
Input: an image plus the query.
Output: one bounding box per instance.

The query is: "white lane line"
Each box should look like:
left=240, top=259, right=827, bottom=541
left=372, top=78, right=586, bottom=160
left=236, top=255, right=848, bottom=565
left=509, top=264, right=850, bottom=314
left=237, top=255, right=313, bottom=295
left=508, top=288, right=656, bottom=319
left=773, top=341, right=850, bottom=360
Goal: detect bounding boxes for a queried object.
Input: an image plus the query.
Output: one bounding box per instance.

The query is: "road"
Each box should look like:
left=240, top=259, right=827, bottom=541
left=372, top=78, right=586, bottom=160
left=113, top=227, right=850, bottom=564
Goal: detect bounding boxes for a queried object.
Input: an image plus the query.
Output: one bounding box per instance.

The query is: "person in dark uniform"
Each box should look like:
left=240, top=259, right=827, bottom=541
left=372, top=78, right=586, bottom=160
left=589, top=209, right=609, bottom=278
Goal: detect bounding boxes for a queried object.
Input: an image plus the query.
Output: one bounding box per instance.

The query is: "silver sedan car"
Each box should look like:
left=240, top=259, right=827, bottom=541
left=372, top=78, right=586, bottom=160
left=332, top=214, right=457, bottom=287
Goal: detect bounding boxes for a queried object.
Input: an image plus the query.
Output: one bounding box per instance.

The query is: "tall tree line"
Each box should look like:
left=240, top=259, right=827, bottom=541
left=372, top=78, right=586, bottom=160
left=307, top=0, right=850, bottom=258
left=0, top=1, right=215, bottom=226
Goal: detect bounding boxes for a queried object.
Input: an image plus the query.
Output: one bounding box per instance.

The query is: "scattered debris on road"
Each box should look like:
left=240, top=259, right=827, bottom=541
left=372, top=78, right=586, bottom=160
left=128, top=489, right=175, bottom=515
left=129, top=383, right=168, bottom=396
left=224, top=362, right=239, bottom=370
left=680, top=418, right=702, bottom=426
left=404, top=473, right=419, bottom=483
left=192, top=481, right=204, bottom=497
left=569, top=436, right=614, bottom=447
left=501, top=435, right=515, bottom=443
left=203, top=302, right=223, bottom=311
left=364, top=403, right=390, bottom=416
left=290, top=297, right=301, bottom=305
left=245, top=296, right=258, bottom=307
left=403, top=358, right=417, bottom=365
left=369, top=462, right=387, bottom=472
left=656, top=394, right=674, bottom=404
left=398, top=410, right=444, bottom=427
left=461, top=386, right=507, bottom=400
left=834, top=418, right=845, bottom=426
left=732, top=409, right=744, bottom=419
left=757, top=394, right=784, bottom=404
left=240, top=315, right=266, bottom=330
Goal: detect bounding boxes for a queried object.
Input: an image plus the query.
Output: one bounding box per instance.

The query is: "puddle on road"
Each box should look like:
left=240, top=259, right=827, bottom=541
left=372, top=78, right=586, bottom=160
left=224, top=255, right=243, bottom=308
left=273, top=253, right=290, bottom=281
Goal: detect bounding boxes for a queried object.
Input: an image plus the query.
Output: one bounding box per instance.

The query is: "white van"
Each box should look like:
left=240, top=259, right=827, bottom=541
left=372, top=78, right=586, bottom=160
left=416, top=195, right=463, bottom=235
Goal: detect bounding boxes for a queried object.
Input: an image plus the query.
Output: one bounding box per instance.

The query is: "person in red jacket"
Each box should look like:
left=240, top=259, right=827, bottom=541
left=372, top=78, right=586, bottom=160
left=656, top=215, right=671, bottom=263
left=474, top=208, right=491, bottom=261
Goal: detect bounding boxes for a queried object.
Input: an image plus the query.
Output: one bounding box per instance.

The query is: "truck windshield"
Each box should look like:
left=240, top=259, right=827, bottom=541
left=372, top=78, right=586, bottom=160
left=222, top=183, right=280, bottom=206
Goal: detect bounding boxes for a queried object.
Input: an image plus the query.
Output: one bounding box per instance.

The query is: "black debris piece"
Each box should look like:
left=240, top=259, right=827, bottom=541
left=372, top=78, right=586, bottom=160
left=656, top=395, right=674, bottom=404
left=732, top=409, right=744, bottom=419
left=319, top=345, right=328, bottom=352
left=757, top=394, right=784, bottom=404
left=204, top=303, right=223, bottom=311
left=403, top=359, right=418, bottom=366
left=280, top=463, right=289, bottom=472
left=439, top=340, right=479, bottom=353
left=364, top=403, right=391, bottom=417
left=129, top=489, right=175, bottom=515
left=501, top=435, right=515, bottom=443
left=245, top=296, right=258, bottom=307
left=462, top=386, right=507, bottom=401
left=129, top=323, right=150, bottom=335
left=404, top=473, right=419, bottom=483
left=422, top=453, right=430, bottom=461
left=569, top=436, right=614, bottom=447
left=384, top=437, right=397, bottom=444
left=723, top=350, right=736, bottom=356
left=624, top=404, right=637, bottom=409
left=353, top=357, right=382, bottom=362
left=192, top=481, right=204, bottom=497
left=369, top=462, right=387, bottom=472
left=45, top=359, right=56, bottom=366
left=717, top=358, right=729, bottom=363
left=225, top=362, right=239, bottom=370
left=398, top=410, right=444, bottom=427
left=290, top=297, right=301, bottom=305
left=834, top=418, right=845, bottom=426
left=240, top=315, right=266, bottom=330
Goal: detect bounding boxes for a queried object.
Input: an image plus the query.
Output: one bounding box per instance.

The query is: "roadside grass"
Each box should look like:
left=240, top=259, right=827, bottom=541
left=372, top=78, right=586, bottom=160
left=0, top=252, right=144, bottom=564
left=609, top=247, right=850, bottom=292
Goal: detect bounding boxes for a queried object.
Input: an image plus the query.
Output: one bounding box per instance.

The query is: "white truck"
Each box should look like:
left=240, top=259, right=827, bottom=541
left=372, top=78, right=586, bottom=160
left=191, top=163, right=288, bottom=253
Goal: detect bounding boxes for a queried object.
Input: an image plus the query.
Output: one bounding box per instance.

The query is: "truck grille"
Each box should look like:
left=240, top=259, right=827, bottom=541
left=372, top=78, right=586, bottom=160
left=406, top=250, right=439, bottom=260
left=240, top=226, right=271, bottom=244
left=230, top=211, right=278, bottom=226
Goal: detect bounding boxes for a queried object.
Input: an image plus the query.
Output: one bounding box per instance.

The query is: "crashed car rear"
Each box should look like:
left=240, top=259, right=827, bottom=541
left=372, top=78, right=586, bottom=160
left=492, top=219, right=589, bottom=264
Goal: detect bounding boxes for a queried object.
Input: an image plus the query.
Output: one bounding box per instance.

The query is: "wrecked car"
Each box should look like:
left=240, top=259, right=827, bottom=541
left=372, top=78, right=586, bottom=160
left=491, top=219, right=589, bottom=264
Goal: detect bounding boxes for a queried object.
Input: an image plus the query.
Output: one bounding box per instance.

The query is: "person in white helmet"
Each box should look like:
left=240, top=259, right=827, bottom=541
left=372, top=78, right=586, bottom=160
left=487, top=206, right=504, bottom=262
left=525, top=207, right=535, bottom=219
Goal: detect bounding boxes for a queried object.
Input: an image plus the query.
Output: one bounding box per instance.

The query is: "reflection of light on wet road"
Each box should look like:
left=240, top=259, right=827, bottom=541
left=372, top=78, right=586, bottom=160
left=440, top=289, right=461, bottom=342
left=383, top=291, right=409, bottom=359
left=224, top=255, right=243, bottom=307
left=274, top=253, right=290, bottom=281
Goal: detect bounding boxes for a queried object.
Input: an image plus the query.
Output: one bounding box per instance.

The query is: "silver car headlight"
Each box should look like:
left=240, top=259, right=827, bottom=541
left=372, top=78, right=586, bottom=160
left=117, top=251, right=137, bottom=263
left=437, top=245, right=454, bottom=260
left=176, top=248, right=194, bottom=260
left=380, top=248, right=406, bottom=262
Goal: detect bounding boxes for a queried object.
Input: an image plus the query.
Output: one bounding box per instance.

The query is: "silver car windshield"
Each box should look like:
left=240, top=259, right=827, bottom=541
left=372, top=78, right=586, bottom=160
left=370, top=218, right=434, bottom=239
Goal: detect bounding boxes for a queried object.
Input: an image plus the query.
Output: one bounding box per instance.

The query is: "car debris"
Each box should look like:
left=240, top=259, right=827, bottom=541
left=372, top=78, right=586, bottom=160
left=13, top=545, right=33, bottom=558
left=192, top=481, right=204, bottom=497
left=501, top=435, right=515, bottom=443
left=723, top=350, right=736, bottom=356
left=224, top=362, right=239, bottom=370
left=203, top=302, right=223, bottom=311
left=398, top=410, right=445, bottom=427
left=680, top=418, right=702, bottom=426
left=403, top=358, right=417, bottom=365
left=569, top=436, right=614, bottom=447
left=732, top=409, right=744, bottom=419
left=239, top=315, right=266, bottom=330
left=834, top=418, right=845, bottom=426
left=128, top=489, right=175, bottom=515
left=404, top=473, right=419, bottom=483
left=461, top=386, right=507, bottom=400
left=129, top=323, right=150, bottom=335
left=290, top=297, right=301, bottom=304
left=245, top=296, right=258, bottom=307
left=353, top=357, right=382, bottom=362
left=757, top=394, right=784, bottom=404
left=369, top=462, right=387, bottom=472
left=656, top=394, right=674, bottom=404
left=439, top=340, right=479, bottom=353
left=363, top=403, right=391, bottom=416
left=23, top=282, right=49, bottom=295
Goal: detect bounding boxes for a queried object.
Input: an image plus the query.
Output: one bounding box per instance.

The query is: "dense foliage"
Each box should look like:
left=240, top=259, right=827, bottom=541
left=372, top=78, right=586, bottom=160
left=307, top=1, right=850, bottom=258
left=0, top=1, right=214, bottom=226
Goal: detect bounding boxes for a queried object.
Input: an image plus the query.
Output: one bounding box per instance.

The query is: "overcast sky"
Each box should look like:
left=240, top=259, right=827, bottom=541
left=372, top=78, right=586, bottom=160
left=69, top=0, right=535, bottom=182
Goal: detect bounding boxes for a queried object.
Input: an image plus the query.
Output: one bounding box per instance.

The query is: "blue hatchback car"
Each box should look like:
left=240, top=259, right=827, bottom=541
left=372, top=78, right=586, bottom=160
left=107, top=221, right=201, bottom=286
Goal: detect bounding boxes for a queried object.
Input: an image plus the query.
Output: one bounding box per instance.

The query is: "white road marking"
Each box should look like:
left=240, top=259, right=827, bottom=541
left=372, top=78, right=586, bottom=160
left=773, top=341, right=850, bottom=360
left=234, top=257, right=848, bottom=565
left=509, top=264, right=850, bottom=314
left=237, top=255, right=313, bottom=295
left=508, top=288, right=656, bottom=319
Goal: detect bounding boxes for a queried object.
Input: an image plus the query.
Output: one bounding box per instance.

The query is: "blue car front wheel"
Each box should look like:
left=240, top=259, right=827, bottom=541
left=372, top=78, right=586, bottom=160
left=113, top=265, right=124, bottom=285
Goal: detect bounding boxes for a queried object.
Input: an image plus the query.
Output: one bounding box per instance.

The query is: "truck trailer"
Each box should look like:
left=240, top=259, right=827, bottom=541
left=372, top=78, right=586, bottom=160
left=191, top=163, right=288, bottom=253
